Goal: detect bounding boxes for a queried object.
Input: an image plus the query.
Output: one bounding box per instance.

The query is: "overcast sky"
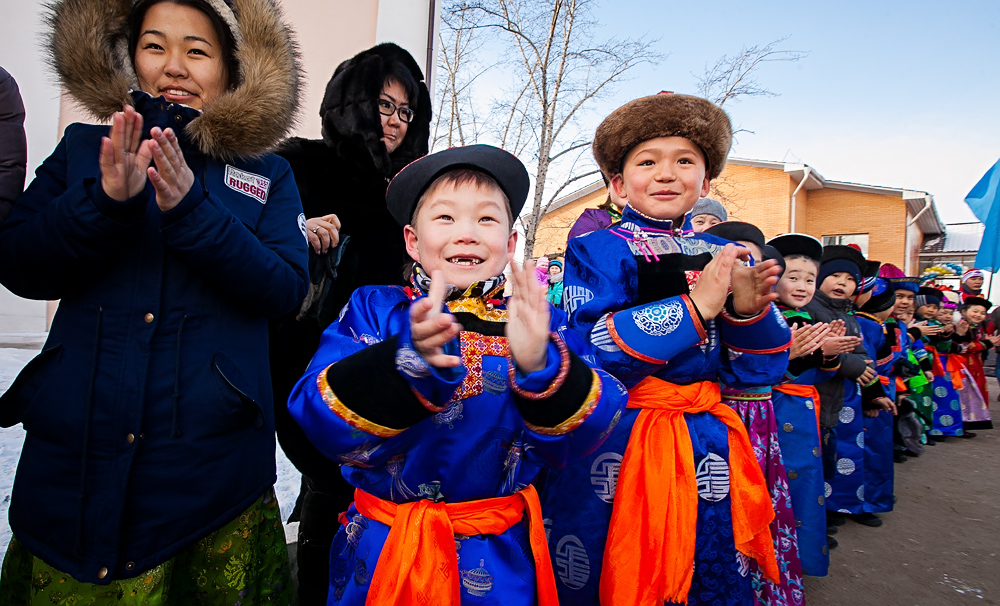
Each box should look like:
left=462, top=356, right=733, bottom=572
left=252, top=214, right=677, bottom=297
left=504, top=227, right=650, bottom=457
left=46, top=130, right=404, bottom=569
left=585, top=0, right=999, bottom=224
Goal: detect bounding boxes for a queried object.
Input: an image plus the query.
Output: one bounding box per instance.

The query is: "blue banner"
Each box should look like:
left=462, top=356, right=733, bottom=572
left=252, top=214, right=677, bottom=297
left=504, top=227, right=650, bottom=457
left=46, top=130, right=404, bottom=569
left=965, top=159, right=1000, bottom=271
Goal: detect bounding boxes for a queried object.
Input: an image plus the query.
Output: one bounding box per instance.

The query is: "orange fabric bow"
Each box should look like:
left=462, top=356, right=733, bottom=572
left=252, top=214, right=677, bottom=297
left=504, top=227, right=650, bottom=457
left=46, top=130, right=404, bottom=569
left=354, top=485, right=558, bottom=606
left=773, top=383, right=821, bottom=438
left=945, top=355, right=967, bottom=390
left=600, top=378, right=779, bottom=606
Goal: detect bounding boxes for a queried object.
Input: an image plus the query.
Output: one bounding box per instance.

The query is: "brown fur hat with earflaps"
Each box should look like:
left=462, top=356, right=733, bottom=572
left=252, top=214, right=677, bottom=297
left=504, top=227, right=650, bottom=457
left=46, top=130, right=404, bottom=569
left=593, top=93, right=732, bottom=180
left=46, top=0, right=302, bottom=161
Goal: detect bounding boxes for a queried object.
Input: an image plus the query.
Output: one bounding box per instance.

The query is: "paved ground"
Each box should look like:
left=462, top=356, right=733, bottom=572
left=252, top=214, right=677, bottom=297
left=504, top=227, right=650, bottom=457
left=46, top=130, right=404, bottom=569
left=808, top=375, right=999, bottom=605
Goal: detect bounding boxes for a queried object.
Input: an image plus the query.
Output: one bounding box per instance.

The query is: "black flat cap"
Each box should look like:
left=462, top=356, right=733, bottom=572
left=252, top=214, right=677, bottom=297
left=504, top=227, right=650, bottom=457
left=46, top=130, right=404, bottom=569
left=964, top=296, right=992, bottom=309
left=767, top=233, right=823, bottom=262
left=705, top=221, right=766, bottom=249
left=386, top=144, right=530, bottom=227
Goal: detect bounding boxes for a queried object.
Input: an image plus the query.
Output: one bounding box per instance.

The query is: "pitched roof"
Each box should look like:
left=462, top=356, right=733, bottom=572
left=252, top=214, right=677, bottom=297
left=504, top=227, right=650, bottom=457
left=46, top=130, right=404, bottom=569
left=919, top=222, right=984, bottom=254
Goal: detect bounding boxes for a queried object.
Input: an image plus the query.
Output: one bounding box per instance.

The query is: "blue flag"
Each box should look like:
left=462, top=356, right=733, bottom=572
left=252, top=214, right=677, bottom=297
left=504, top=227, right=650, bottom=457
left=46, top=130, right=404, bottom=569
left=965, top=158, right=1000, bottom=271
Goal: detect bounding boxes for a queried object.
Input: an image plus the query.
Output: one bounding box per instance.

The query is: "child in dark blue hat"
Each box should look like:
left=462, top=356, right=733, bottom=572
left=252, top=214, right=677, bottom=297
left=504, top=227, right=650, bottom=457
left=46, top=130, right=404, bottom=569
left=287, top=144, right=625, bottom=605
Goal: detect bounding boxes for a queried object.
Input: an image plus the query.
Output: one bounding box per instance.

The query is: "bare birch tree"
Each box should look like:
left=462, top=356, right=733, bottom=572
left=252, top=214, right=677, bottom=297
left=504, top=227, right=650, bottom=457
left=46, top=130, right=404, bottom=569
left=695, top=37, right=806, bottom=109
left=432, top=4, right=490, bottom=148
left=695, top=37, right=806, bottom=204
left=437, top=0, right=657, bottom=260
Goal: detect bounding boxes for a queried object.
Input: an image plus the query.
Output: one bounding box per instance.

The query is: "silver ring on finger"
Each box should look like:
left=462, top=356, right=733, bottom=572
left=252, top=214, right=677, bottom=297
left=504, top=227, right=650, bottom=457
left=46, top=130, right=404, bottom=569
left=311, top=226, right=320, bottom=233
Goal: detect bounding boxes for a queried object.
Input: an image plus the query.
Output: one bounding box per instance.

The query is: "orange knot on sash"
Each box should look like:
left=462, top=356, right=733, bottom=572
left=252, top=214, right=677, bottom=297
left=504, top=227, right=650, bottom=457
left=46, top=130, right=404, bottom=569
left=354, top=485, right=557, bottom=606
left=600, top=378, right=779, bottom=606
left=774, top=383, right=821, bottom=438
left=945, top=355, right=967, bottom=390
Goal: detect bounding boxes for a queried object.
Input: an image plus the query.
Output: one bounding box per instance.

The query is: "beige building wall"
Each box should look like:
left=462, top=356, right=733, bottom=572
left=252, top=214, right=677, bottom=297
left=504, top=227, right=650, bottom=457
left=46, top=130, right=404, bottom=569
left=712, top=164, right=792, bottom=238
left=805, top=188, right=908, bottom=269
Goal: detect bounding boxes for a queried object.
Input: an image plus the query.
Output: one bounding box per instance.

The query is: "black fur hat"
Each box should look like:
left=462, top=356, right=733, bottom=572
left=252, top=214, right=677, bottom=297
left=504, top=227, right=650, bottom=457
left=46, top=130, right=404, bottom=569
left=319, top=43, right=432, bottom=177
left=593, top=93, right=732, bottom=180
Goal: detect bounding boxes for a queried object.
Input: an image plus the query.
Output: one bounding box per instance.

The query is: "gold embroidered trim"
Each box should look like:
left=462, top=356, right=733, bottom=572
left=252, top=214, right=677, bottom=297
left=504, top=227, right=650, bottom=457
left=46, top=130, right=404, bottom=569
left=524, top=368, right=603, bottom=436
left=446, top=298, right=509, bottom=322
left=317, top=366, right=403, bottom=438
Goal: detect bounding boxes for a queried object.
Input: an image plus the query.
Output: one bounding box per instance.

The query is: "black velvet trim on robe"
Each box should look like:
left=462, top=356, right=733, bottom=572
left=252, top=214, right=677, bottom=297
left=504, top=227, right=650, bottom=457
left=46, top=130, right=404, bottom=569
left=514, top=349, right=595, bottom=429
left=324, top=335, right=434, bottom=430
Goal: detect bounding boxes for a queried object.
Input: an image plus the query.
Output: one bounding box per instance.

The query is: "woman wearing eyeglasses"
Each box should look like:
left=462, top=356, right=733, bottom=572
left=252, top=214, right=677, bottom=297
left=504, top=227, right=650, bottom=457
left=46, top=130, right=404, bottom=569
left=270, top=42, right=431, bottom=606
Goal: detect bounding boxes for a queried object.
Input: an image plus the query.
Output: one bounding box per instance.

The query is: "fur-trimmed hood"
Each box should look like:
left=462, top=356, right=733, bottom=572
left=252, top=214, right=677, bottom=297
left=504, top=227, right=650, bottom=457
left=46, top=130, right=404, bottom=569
left=46, top=0, right=302, bottom=160
left=318, top=43, right=431, bottom=177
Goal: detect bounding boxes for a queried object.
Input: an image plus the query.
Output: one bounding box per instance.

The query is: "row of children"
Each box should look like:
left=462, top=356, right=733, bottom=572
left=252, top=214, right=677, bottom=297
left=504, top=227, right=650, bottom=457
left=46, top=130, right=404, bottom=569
left=287, top=90, right=992, bottom=606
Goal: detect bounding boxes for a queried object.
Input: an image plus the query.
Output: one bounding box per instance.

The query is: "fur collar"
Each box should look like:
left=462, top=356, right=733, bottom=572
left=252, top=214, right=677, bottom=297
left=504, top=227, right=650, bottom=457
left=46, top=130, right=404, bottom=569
left=46, top=0, right=302, bottom=160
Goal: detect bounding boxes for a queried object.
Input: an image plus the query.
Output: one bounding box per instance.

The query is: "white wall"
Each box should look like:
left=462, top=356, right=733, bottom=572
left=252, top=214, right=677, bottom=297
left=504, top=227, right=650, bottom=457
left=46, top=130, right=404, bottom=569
left=0, top=0, right=62, bottom=333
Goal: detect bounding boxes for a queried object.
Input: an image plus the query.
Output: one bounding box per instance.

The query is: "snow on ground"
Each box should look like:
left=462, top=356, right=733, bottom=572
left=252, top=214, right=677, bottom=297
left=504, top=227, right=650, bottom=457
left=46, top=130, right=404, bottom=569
left=0, top=347, right=301, bottom=560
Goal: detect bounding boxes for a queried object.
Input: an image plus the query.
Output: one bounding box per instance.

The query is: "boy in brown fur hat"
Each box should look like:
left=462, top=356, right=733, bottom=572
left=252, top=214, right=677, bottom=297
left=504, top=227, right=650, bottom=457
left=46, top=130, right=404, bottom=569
left=540, top=93, right=791, bottom=605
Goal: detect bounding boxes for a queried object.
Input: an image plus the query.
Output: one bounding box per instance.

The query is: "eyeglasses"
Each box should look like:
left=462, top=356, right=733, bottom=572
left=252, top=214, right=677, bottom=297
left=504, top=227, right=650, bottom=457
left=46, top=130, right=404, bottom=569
left=377, top=98, right=415, bottom=123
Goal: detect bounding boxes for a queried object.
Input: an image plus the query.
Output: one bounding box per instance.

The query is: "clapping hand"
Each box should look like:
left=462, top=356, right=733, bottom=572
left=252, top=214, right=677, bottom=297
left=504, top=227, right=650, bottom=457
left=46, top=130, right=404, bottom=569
left=99, top=105, right=153, bottom=201
left=507, top=261, right=551, bottom=374
left=689, top=244, right=738, bottom=320
left=731, top=258, right=782, bottom=316
left=410, top=270, right=462, bottom=368
left=147, top=127, right=195, bottom=211
left=789, top=322, right=832, bottom=360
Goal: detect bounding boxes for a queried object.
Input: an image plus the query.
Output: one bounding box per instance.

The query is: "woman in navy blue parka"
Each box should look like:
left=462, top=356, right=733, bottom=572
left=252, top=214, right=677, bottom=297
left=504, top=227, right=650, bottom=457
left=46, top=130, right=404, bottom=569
left=0, top=0, right=307, bottom=599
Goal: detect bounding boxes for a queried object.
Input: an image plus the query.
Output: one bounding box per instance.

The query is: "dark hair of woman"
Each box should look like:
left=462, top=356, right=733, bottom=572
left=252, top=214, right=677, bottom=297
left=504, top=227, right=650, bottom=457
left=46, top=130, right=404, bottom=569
left=382, top=59, right=419, bottom=110
left=127, top=0, right=240, bottom=90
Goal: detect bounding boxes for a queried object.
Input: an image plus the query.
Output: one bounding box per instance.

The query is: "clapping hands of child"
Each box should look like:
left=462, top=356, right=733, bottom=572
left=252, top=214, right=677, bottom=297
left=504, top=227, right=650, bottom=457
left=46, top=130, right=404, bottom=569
left=410, top=270, right=463, bottom=368
left=507, top=261, right=551, bottom=374
left=788, top=322, right=832, bottom=359
left=690, top=244, right=780, bottom=319
left=820, top=320, right=861, bottom=356
left=910, top=321, right=942, bottom=336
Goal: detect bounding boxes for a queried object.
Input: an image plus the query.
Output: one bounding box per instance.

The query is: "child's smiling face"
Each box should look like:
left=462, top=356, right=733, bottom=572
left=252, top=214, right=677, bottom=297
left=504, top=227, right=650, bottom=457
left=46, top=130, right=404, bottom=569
left=964, top=304, right=988, bottom=325
left=404, top=180, right=516, bottom=290
left=776, top=257, right=818, bottom=308
left=612, top=136, right=710, bottom=223
left=819, top=271, right=856, bottom=300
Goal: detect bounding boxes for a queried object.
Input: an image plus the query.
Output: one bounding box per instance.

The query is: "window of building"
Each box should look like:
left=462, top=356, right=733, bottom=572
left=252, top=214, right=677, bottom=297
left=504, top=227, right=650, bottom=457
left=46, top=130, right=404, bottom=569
left=821, top=234, right=869, bottom=257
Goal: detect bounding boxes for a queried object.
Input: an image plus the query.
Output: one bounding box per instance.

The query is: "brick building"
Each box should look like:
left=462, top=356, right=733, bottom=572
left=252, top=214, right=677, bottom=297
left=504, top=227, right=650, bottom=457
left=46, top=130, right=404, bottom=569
left=533, top=157, right=947, bottom=275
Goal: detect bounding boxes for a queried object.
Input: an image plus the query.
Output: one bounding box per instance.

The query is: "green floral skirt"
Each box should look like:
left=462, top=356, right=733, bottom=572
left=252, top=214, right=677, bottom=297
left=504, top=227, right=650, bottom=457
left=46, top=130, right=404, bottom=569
left=0, top=488, right=293, bottom=605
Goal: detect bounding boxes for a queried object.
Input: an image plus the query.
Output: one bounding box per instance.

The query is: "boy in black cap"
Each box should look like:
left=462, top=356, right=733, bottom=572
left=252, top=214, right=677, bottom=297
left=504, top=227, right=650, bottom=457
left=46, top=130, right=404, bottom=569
left=769, top=233, right=852, bottom=571
left=803, top=246, right=893, bottom=533
left=287, top=144, right=625, bottom=605
left=541, top=94, right=787, bottom=606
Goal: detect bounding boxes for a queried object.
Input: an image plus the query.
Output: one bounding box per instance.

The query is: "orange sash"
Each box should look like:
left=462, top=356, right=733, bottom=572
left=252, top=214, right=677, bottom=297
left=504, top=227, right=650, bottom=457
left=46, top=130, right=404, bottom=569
left=945, top=355, right=967, bottom=390
left=600, top=378, right=779, bottom=605
left=354, top=485, right=557, bottom=606
left=773, top=384, right=821, bottom=437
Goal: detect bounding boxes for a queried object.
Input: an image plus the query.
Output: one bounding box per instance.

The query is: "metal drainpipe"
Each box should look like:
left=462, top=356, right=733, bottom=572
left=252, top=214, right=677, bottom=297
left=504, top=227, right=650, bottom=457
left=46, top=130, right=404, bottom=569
left=790, top=167, right=810, bottom=232
left=906, top=195, right=932, bottom=274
